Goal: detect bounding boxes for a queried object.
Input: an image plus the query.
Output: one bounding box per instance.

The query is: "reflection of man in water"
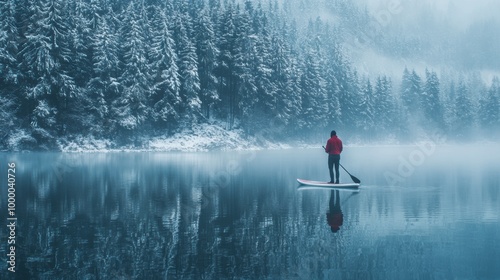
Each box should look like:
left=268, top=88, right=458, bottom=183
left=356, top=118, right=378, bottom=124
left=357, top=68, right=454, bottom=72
left=327, top=190, right=343, bottom=233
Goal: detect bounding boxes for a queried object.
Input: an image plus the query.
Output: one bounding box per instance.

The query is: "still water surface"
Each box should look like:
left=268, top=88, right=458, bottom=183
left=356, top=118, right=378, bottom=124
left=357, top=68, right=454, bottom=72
left=1, top=145, right=499, bottom=279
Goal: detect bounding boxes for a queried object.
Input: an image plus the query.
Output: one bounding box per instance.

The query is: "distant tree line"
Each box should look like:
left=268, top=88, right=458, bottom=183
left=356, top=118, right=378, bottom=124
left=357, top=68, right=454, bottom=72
left=0, top=0, right=499, bottom=150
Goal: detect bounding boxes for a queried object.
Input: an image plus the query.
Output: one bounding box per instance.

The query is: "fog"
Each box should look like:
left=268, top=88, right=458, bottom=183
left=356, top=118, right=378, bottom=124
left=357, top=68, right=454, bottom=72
left=362, top=0, right=499, bottom=29
left=276, top=0, right=500, bottom=84
left=352, top=0, right=500, bottom=76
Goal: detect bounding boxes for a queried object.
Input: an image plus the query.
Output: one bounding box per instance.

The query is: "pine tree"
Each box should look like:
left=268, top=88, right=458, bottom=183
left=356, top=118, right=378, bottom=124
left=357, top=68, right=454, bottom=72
left=208, top=0, right=222, bottom=25
left=0, top=0, right=20, bottom=146
left=214, top=4, right=241, bottom=129
left=194, top=10, right=219, bottom=119
left=451, top=79, right=474, bottom=137
left=299, top=47, right=328, bottom=133
left=67, top=0, right=92, bottom=88
left=19, top=0, right=76, bottom=142
left=442, top=81, right=456, bottom=132
left=0, top=95, right=16, bottom=146
left=358, top=78, right=375, bottom=137
left=422, top=69, right=444, bottom=128
left=236, top=7, right=258, bottom=133
left=323, top=46, right=345, bottom=130
left=149, top=7, right=181, bottom=132
left=400, top=68, right=424, bottom=136
left=114, top=1, right=151, bottom=139
left=173, top=12, right=202, bottom=127
left=374, top=75, right=395, bottom=135
left=0, top=0, right=19, bottom=86
left=479, top=77, right=500, bottom=134
left=400, top=68, right=422, bottom=114
left=270, top=34, right=301, bottom=136
left=337, top=67, right=358, bottom=132
left=61, top=0, right=96, bottom=135
left=86, top=14, right=121, bottom=136
left=249, top=9, right=279, bottom=134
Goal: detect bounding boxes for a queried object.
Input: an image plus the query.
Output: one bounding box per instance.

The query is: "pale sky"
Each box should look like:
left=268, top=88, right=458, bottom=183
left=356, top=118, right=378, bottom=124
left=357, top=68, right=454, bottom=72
left=361, top=0, right=499, bottom=30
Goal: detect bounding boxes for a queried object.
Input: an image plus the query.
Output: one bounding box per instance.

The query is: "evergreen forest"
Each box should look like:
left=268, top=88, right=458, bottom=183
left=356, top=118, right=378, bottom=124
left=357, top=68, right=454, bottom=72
left=1, top=0, right=499, bottom=150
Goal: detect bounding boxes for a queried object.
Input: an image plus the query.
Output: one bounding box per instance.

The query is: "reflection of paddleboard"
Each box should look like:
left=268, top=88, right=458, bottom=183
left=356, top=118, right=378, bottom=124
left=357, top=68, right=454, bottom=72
left=297, top=179, right=360, bottom=189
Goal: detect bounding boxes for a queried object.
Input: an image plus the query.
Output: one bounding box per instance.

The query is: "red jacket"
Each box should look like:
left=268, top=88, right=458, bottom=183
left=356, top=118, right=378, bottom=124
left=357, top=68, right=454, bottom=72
left=325, top=136, right=343, bottom=155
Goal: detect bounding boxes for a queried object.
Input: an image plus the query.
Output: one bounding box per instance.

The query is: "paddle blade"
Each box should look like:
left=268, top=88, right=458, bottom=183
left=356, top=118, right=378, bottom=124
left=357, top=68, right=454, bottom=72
left=339, top=163, right=361, bottom=184
left=350, top=175, right=361, bottom=184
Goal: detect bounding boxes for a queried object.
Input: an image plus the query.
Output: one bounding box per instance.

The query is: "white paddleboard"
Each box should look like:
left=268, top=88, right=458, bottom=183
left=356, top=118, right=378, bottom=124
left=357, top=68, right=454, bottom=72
left=297, top=179, right=360, bottom=189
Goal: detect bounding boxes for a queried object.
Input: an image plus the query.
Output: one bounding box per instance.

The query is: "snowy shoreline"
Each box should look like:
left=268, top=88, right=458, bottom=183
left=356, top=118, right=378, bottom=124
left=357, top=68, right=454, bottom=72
left=56, top=133, right=498, bottom=154
left=6, top=123, right=497, bottom=153
left=57, top=123, right=299, bottom=153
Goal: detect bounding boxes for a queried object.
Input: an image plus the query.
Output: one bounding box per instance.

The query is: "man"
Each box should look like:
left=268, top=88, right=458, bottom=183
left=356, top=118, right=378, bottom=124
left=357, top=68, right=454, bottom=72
left=325, top=130, right=343, bottom=184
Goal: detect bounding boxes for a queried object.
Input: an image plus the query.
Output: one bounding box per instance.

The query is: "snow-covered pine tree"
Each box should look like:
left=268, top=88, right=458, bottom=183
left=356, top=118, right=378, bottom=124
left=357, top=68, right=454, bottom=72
left=422, top=69, right=444, bottom=129
left=114, top=1, right=151, bottom=140
left=334, top=58, right=357, bottom=133
left=309, top=18, right=345, bottom=134
left=374, top=75, right=396, bottom=136
left=0, top=94, right=16, bottom=147
left=173, top=12, right=202, bottom=127
left=400, top=68, right=424, bottom=136
left=451, top=79, right=474, bottom=138
left=67, top=0, right=92, bottom=88
left=214, top=4, right=241, bottom=129
left=194, top=9, right=219, bottom=120
left=410, top=70, right=423, bottom=112
left=208, top=0, right=222, bottom=25
left=0, top=0, right=21, bottom=147
left=442, top=80, right=456, bottom=133
left=44, top=0, right=77, bottom=112
left=299, top=42, right=328, bottom=133
left=479, top=76, right=500, bottom=135
left=59, top=0, right=97, bottom=136
left=401, top=68, right=419, bottom=114
left=235, top=6, right=258, bottom=133
left=323, top=47, right=342, bottom=131
left=270, top=33, right=301, bottom=136
left=20, top=0, right=76, bottom=144
left=341, top=70, right=362, bottom=136
left=250, top=7, right=280, bottom=135
left=181, top=0, right=204, bottom=19
left=271, top=9, right=302, bottom=136
left=86, top=14, right=121, bottom=137
left=149, top=7, right=181, bottom=133
left=357, top=78, right=375, bottom=137
left=0, top=0, right=19, bottom=86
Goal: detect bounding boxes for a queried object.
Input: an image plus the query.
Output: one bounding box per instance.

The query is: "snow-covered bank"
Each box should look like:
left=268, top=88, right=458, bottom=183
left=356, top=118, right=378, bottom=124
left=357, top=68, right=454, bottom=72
left=147, top=124, right=253, bottom=152
left=57, top=123, right=295, bottom=152
left=11, top=122, right=498, bottom=153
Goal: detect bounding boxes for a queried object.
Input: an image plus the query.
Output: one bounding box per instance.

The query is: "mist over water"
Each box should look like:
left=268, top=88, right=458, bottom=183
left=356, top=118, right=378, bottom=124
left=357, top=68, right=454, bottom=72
left=1, top=145, right=499, bottom=278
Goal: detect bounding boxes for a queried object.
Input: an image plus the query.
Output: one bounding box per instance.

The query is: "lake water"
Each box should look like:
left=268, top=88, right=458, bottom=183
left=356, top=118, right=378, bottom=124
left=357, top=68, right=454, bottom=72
left=1, top=145, right=500, bottom=279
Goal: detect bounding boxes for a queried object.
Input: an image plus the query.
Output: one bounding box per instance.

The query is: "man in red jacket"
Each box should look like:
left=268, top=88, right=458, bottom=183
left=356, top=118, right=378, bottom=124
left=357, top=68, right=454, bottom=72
left=325, top=130, right=343, bottom=184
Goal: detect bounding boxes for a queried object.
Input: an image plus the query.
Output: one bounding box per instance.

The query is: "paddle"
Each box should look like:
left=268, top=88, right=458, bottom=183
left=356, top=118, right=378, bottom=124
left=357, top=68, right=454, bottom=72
left=339, top=163, right=361, bottom=184
left=322, top=146, right=361, bottom=184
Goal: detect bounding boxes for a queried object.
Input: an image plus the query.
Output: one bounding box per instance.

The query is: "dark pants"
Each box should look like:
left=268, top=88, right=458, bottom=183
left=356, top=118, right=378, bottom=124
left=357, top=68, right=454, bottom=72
left=328, top=154, right=340, bottom=183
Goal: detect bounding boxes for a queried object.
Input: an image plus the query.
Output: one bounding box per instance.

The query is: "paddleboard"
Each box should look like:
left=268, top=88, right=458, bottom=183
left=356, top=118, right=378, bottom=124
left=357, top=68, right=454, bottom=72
left=297, top=179, right=360, bottom=189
